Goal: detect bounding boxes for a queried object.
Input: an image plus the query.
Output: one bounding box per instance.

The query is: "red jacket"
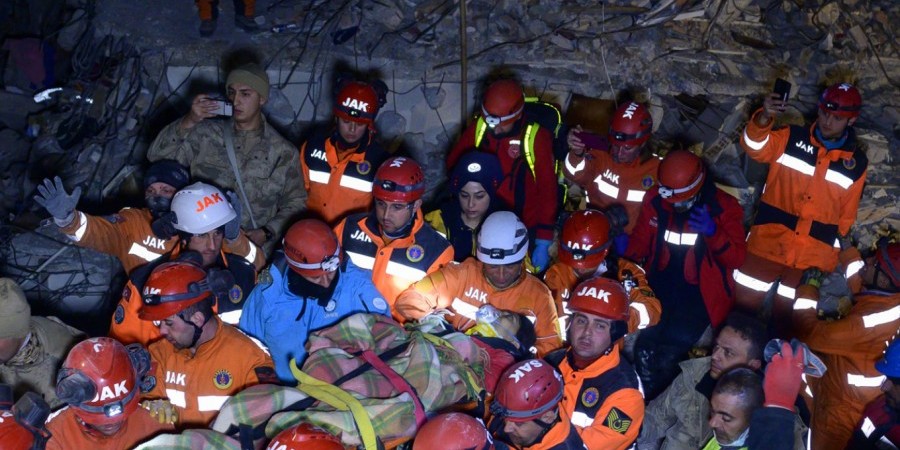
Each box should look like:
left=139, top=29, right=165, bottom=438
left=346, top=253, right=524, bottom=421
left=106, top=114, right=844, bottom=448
left=448, top=121, right=558, bottom=241
left=625, top=185, right=746, bottom=327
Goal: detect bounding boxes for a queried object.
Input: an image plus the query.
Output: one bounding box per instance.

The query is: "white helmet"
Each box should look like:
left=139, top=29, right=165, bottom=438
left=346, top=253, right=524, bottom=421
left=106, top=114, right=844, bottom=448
left=171, top=182, right=237, bottom=235
left=477, top=211, right=528, bottom=265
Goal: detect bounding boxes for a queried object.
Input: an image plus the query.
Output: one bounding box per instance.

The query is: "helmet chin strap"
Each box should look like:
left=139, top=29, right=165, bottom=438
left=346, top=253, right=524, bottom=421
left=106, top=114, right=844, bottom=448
left=180, top=311, right=210, bottom=349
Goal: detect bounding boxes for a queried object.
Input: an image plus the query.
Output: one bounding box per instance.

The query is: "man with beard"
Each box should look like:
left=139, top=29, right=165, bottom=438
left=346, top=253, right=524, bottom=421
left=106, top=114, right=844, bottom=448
left=446, top=78, right=558, bottom=273
left=299, top=78, right=390, bottom=225
left=34, top=159, right=190, bottom=274
left=239, top=219, right=390, bottom=383
left=138, top=261, right=276, bottom=428
left=626, top=150, right=747, bottom=400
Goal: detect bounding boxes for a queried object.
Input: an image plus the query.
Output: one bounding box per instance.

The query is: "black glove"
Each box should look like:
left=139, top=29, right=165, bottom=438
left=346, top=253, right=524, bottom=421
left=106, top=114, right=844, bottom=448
left=151, top=211, right=178, bottom=240
left=224, top=191, right=242, bottom=241
left=34, top=176, right=81, bottom=227
left=816, top=272, right=854, bottom=321
left=605, top=204, right=629, bottom=237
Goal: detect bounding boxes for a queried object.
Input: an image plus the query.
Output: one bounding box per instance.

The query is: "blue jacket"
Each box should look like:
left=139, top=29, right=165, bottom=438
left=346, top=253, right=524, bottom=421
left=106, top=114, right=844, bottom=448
left=239, top=256, right=391, bottom=383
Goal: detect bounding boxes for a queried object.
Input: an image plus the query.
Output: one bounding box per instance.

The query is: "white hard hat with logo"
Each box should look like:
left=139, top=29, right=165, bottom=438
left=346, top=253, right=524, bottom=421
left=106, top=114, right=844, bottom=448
left=171, top=182, right=237, bottom=235
left=477, top=211, right=528, bottom=265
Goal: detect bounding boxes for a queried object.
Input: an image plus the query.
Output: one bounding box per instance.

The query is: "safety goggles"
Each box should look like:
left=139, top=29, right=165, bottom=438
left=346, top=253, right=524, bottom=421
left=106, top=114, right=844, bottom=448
left=478, top=230, right=528, bottom=261
left=482, top=104, right=523, bottom=128
left=658, top=173, right=703, bottom=199
left=560, top=239, right=612, bottom=261
left=286, top=246, right=342, bottom=272
left=375, top=179, right=424, bottom=194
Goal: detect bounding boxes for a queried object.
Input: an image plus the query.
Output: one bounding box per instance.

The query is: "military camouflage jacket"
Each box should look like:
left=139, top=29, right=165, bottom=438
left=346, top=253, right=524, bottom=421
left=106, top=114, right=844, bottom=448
left=148, top=117, right=307, bottom=241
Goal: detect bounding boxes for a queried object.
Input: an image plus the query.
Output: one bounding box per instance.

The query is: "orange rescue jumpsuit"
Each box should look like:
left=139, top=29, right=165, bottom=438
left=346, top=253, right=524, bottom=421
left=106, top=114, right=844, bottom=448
left=144, top=318, right=275, bottom=428
left=543, top=259, right=661, bottom=336
left=546, top=345, right=644, bottom=449
left=335, top=210, right=454, bottom=317
left=563, top=150, right=659, bottom=234
left=45, top=406, right=174, bottom=450
left=736, top=109, right=867, bottom=311
left=59, top=209, right=176, bottom=274
left=395, top=257, right=562, bottom=356
left=792, top=290, right=900, bottom=450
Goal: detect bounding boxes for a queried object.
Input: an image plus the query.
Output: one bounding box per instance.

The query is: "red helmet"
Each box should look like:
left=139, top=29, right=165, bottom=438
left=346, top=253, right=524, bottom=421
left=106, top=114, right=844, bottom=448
left=56, top=337, right=139, bottom=426
left=568, top=276, right=630, bottom=322
left=609, top=101, right=652, bottom=147
left=657, top=150, right=705, bottom=203
left=139, top=262, right=212, bottom=321
left=413, top=412, right=493, bottom=450
left=482, top=79, right=524, bottom=128
left=559, top=210, right=612, bottom=269
left=876, top=241, right=900, bottom=288
left=0, top=410, right=35, bottom=450
left=818, top=82, right=862, bottom=119
left=373, top=156, right=425, bottom=203
left=491, top=359, right=563, bottom=423
left=268, top=422, right=343, bottom=450
left=334, top=81, right=379, bottom=125
left=283, top=220, right=342, bottom=277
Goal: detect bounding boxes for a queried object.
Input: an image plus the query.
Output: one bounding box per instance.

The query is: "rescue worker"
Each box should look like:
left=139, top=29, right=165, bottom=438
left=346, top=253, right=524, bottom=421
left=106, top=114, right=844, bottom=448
left=544, top=277, right=644, bottom=449
left=300, top=79, right=390, bottom=225
left=413, top=412, right=496, bottom=450
left=34, top=159, right=190, bottom=274
left=139, top=261, right=277, bottom=428
left=543, top=209, right=661, bottom=336
left=638, top=312, right=768, bottom=450
left=45, top=337, right=174, bottom=449
left=846, top=337, right=900, bottom=449
left=109, top=182, right=259, bottom=345
left=195, top=0, right=258, bottom=36
left=626, top=150, right=747, bottom=400
left=425, top=151, right=503, bottom=262
left=148, top=63, right=306, bottom=253
left=334, top=156, right=454, bottom=314
left=564, top=100, right=661, bottom=252
left=395, top=211, right=562, bottom=356
left=790, top=241, right=900, bottom=450
left=735, top=82, right=868, bottom=328
left=267, top=422, right=344, bottom=450
left=447, top=79, right=558, bottom=272
left=489, top=359, right=585, bottom=449
left=0, top=278, right=83, bottom=409
left=239, top=219, right=390, bottom=383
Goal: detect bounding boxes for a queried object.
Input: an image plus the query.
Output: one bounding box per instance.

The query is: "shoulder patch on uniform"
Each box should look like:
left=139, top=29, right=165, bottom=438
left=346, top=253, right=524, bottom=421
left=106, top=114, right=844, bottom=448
left=406, top=244, right=425, bottom=263
left=213, top=369, right=233, bottom=390
left=641, top=175, right=654, bottom=189
left=254, top=366, right=279, bottom=384
left=581, top=387, right=600, bottom=408
left=602, top=407, right=633, bottom=434
left=114, top=304, right=125, bottom=324
left=357, top=160, right=372, bottom=175
left=229, top=284, right=243, bottom=304
left=373, top=297, right=388, bottom=311
left=141, top=375, right=156, bottom=393
left=843, top=157, right=856, bottom=170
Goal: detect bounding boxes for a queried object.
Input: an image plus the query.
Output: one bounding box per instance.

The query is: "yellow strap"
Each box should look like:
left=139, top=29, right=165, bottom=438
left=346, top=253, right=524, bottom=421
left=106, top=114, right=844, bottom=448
left=474, top=117, right=487, bottom=148
left=418, top=333, right=485, bottom=400
left=290, top=360, right=381, bottom=450
left=523, top=124, right=538, bottom=178
left=524, top=97, right=562, bottom=136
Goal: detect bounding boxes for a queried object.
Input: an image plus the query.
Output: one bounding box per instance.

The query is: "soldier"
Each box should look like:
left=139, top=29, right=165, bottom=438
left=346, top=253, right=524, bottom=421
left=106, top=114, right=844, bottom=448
left=334, top=156, right=453, bottom=315
left=0, top=278, right=83, bottom=409
left=139, top=261, right=276, bottom=428
left=148, top=63, right=306, bottom=254
left=299, top=79, right=390, bottom=224
left=34, top=160, right=190, bottom=274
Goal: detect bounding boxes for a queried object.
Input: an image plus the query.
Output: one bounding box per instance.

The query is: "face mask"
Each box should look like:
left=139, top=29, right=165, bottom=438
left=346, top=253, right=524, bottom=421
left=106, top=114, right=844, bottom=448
left=146, top=196, right=171, bottom=217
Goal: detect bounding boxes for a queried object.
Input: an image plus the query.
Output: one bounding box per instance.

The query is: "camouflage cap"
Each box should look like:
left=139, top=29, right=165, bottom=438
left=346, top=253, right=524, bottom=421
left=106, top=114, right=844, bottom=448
left=226, top=63, right=270, bottom=101
left=0, top=278, right=30, bottom=339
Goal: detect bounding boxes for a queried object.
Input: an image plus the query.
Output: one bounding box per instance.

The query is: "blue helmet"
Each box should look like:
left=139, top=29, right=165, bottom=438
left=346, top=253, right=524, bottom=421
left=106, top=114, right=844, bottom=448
left=875, top=338, right=900, bottom=378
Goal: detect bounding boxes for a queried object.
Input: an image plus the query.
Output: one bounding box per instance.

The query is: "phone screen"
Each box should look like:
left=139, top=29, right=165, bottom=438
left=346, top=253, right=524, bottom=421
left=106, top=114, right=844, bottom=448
left=773, top=78, right=791, bottom=102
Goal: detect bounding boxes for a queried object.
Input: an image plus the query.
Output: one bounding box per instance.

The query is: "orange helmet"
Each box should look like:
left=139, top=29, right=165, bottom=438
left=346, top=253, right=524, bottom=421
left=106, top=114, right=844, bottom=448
left=491, top=359, right=563, bottom=423
left=558, top=210, right=612, bottom=269
left=373, top=157, right=425, bottom=203
left=268, top=422, right=343, bottom=450
left=609, top=101, right=652, bottom=147
left=568, top=276, right=630, bottom=321
left=56, top=337, right=139, bottom=426
left=334, top=81, right=379, bottom=125
left=283, top=220, right=342, bottom=277
left=138, top=262, right=212, bottom=321
left=482, top=79, right=524, bottom=129
left=818, top=82, right=862, bottom=119
left=413, top=413, right=493, bottom=450
left=657, top=150, right=705, bottom=204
